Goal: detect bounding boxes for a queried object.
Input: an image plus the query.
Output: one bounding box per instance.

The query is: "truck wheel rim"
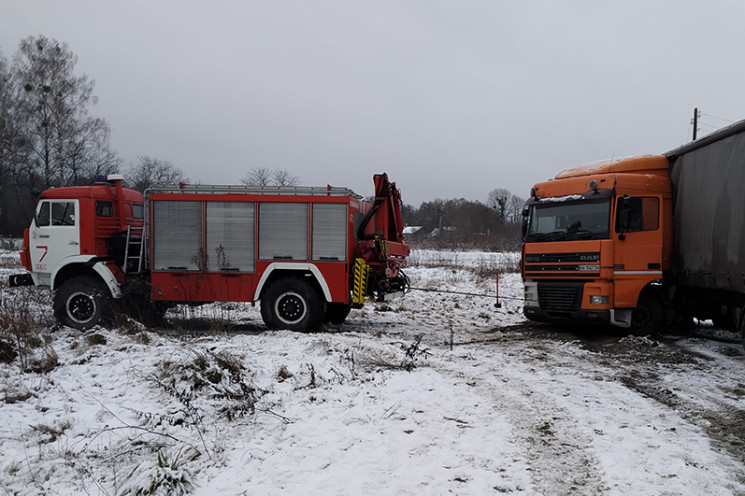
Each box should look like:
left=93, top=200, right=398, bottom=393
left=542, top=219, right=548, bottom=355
left=275, top=291, right=307, bottom=325
left=66, top=292, right=96, bottom=325
left=632, top=305, right=652, bottom=329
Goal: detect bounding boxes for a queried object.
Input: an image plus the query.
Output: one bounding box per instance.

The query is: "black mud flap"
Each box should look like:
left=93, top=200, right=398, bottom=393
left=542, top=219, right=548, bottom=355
left=9, top=273, right=34, bottom=287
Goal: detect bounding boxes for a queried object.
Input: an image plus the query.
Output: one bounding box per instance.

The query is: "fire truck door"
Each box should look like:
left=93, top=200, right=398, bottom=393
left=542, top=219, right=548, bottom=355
left=29, top=200, right=81, bottom=284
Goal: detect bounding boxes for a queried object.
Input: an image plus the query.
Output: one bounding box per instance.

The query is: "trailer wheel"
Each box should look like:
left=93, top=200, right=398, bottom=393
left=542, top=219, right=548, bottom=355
left=737, top=307, right=745, bottom=349
left=53, top=276, right=112, bottom=330
left=630, top=293, right=663, bottom=335
left=260, top=278, right=325, bottom=331
left=712, top=305, right=737, bottom=331
left=325, top=302, right=352, bottom=324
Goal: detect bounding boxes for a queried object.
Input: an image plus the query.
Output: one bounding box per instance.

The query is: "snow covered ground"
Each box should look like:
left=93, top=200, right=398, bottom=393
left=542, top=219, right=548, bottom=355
left=1, top=246, right=745, bottom=495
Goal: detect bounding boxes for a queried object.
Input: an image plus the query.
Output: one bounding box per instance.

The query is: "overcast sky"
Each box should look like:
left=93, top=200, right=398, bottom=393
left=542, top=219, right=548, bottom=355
left=2, top=1, right=745, bottom=205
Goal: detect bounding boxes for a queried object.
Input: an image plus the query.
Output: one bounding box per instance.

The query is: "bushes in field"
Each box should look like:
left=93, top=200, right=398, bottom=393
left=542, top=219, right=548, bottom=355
left=0, top=288, right=57, bottom=373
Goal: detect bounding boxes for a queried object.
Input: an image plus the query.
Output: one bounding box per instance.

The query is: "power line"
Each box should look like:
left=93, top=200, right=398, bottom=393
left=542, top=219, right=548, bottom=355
left=698, top=122, right=720, bottom=131
left=690, top=109, right=737, bottom=141
left=701, top=113, right=735, bottom=124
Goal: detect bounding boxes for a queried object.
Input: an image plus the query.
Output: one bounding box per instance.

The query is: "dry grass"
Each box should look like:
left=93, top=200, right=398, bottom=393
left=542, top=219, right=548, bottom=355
left=0, top=288, right=57, bottom=373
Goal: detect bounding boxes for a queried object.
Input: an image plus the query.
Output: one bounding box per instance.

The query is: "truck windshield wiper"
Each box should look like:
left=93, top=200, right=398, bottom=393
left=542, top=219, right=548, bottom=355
left=573, top=230, right=596, bottom=239
left=528, top=231, right=565, bottom=242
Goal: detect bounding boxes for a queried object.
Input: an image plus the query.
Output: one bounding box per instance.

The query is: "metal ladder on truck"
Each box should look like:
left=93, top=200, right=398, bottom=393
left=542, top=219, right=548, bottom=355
left=123, top=225, right=145, bottom=274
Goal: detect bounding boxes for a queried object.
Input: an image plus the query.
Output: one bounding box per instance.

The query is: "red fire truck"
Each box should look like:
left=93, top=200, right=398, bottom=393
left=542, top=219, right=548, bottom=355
left=11, top=173, right=410, bottom=331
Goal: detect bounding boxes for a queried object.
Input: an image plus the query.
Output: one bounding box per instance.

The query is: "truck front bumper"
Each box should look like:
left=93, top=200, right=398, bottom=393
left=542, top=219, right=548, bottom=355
left=523, top=279, right=620, bottom=326
left=523, top=305, right=612, bottom=324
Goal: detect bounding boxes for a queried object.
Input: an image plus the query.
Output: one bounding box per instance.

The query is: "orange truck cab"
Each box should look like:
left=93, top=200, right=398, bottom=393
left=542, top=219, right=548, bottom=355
left=522, top=155, right=673, bottom=330
left=523, top=119, right=745, bottom=343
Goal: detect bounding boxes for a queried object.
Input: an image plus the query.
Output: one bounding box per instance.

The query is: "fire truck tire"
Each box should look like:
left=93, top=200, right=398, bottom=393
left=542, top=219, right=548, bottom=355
left=630, top=293, right=663, bottom=335
left=260, top=278, right=325, bottom=331
left=325, top=302, right=352, bottom=324
left=53, top=276, right=112, bottom=330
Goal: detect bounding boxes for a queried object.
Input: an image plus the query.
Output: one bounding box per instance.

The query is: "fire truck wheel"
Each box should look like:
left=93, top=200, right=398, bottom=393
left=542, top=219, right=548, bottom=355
left=630, top=293, right=663, bottom=335
left=53, top=276, right=112, bottom=330
left=325, top=302, right=352, bottom=324
left=261, top=278, right=325, bottom=331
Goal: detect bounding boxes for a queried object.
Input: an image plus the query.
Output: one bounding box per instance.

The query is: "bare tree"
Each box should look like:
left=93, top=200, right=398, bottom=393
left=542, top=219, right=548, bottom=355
left=60, top=115, right=120, bottom=185
left=0, top=52, right=12, bottom=218
left=241, top=167, right=300, bottom=187
left=0, top=49, right=34, bottom=234
left=487, top=188, right=511, bottom=223
left=507, top=194, right=526, bottom=224
left=272, top=168, right=300, bottom=187
left=12, top=35, right=118, bottom=189
left=488, top=188, right=525, bottom=225
left=241, top=166, right=271, bottom=187
left=123, top=155, right=187, bottom=192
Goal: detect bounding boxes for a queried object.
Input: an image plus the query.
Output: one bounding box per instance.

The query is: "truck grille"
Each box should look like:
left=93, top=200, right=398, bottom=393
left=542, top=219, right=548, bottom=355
left=523, top=252, right=601, bottom=278
left=524, top=252, right=599, bottom=263
left=538, top=282, right=583, bottom=312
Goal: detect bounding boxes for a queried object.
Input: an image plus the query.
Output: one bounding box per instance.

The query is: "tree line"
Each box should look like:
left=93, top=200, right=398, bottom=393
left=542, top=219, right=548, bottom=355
left=402, top=188, right=525, bottom=251
left=0, top=35, right=525, bottom=250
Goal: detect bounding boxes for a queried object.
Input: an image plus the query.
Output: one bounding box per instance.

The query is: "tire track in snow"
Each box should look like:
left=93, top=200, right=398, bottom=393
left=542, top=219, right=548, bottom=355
left=584, top=335, right=745, bottom=483
left=435, top=346, right=608, bottom=495
left=450, top=325, right=745, bottom=495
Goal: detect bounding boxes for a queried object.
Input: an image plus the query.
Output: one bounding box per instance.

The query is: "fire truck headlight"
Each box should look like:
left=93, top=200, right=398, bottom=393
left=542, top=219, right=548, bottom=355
left=590, top=295, right=609, bottom=305
left=578, top=264, right=600, bottom=271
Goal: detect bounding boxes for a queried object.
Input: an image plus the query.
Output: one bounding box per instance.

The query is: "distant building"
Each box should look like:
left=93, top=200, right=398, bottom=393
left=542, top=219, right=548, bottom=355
left=428, top=226, right=456, bottom=237
left=403, top=226, right=427, bottom=237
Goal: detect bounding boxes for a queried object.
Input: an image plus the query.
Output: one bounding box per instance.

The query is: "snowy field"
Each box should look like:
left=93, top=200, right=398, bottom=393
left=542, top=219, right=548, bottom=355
left=1, top=245, right=745, bottom=495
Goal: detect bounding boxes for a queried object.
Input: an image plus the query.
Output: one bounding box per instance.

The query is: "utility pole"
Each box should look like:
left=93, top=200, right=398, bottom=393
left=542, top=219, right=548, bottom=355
left=692, top=107, right=700, bottom=140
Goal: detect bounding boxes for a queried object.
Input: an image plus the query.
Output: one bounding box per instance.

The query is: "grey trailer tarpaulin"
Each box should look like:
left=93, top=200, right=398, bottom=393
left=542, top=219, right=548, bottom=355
left=666, top=119, right=745, bottom=293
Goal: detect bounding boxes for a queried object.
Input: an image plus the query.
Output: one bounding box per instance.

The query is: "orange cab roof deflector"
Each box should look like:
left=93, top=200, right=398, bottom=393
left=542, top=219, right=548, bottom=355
left=555, top=155, right=670, bottom=179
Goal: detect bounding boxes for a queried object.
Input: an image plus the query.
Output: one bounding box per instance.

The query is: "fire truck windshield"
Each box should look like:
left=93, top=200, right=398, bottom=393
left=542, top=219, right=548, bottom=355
left=524, top=196, right=611, bottom=242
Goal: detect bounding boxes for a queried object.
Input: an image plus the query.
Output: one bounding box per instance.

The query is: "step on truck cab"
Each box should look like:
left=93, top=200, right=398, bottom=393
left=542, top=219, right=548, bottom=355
left=12, top=173, right=410, bottom=331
